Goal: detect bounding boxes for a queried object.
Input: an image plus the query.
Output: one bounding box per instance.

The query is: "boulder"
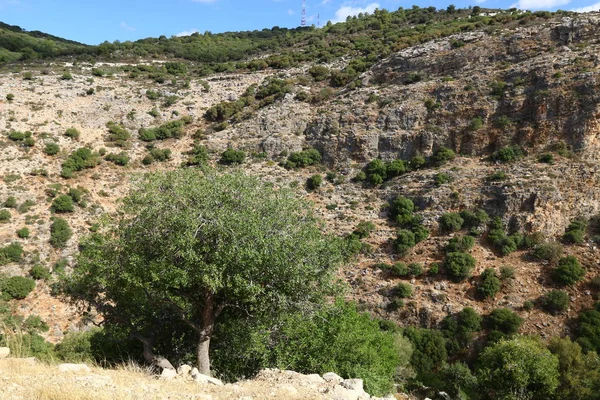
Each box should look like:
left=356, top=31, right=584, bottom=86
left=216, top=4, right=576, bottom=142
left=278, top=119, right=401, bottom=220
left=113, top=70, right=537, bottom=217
left=323, top=372, right=343, bottom=384
left=58, top=363, right=91, bottom=373
left=191, top=370, right=224, bottom=386
left=177, top=364, right=192, bottom=376
left=341, top=379, right=364, bottom=392
left=0, top=347, right=10, bottom=359
left=160, top=368, right=178, bottom=380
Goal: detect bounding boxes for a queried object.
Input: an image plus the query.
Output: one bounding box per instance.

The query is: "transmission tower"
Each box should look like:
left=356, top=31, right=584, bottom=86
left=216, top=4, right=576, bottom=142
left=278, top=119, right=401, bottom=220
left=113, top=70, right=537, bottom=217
left=317, top=14, right=320, bottom=28
left=301, top=0, right=307, bottom=26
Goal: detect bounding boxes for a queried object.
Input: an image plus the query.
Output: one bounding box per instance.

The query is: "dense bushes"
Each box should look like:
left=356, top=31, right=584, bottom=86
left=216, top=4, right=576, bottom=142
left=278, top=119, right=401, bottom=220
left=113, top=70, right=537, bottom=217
left=52, top=194, right=74, bottom=213
left=445, top=252, right=476, bottom=282
left=486, top=308, right=523, bottom=335
left=50, top=217, right=72, bottom=248
left=106, top=122, right=131, bottom=146
left=439, top=212, right=463, bottom=233
left=306, top=174, right=323, bottom=190
left=389, top=197, right=429, bottom=256
left=105, top=152, right=130, bottom=166
left=563, top=218, right=587, bottom=244
left=552, top=256, right=585, bottom=286
left=1, top=276, right=35, bottom=299
left=138, top=117, right=191, bottom=141
left=540, top=290, right=569, bottom=315
left=445, top=235, right=474, bottom=253
left=61, top=148, right=100, bottom=178
left=283, top=149, right=321, bottom=169
left=220, top=148, right=246, bottom=165
left=0, top=242, right=24, bottom=264
left=478, top=268, right=501, bottom=299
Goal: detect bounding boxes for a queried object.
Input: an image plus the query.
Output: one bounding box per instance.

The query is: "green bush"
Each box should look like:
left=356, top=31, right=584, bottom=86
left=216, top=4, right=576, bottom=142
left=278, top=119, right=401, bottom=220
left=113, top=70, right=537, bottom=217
left=50, top=217, right=72, bottom=248
left=439, top=212, right=464, bottom=233
left=460, top=209, right=489, bottom=229
left=432, top=147, right=456, bottom=165
left=434, top=172, right=451, bottom=186
left=138, top=118, right=189, bottom=141
left=445, top=235, right=475, bottom=253
left=308, top=65, right=330, bottom=81
left=185, top=143, right=209, bottom=167
left=390, top=262, right=409, bottom=277
left=2, top=276, right=35, bottom=299
left=106, top=122, right=131, bottom=146
left=389, top=197, right=415, bottom=223
left=16, top=227, right=30, bottom=239
left=29, top=265, right=50, bottom=280
left=220, top=148, right=246, bottom=165
left=6, top=93, right=14, bottom=101
left=486, top=308, right=523, bottom=334
left=64, top=127, right=80, bottom=139
left=410, top=155, right=426, bottom=170
left=4, top=197, right=17, bottom=208
left=532, top=242, right=563, bottom=263
left=61, top=72, right=73, bottom=80
left=500, top=265, right=515, bottom=280
left=285, top=149, right=321, bottom=168
left=540, top=290, right=569, bottom=315
left=429, top=262, right=440, bottom=275
left=0, top=209, right=11, bottom=222
left=52, top=195, right=74, bottom=213
left=395, top=229, right=416, bottom=255
left=576, top=305, right=600, bottom=353
left=552, top=256, right=585, bottom=286
left=478, top=268, right=501, bottom=299
left=105, top=152, right=130, bottom=166
left=55, top=329, right=99, bottom=362
left=0, top=242, right=24, bottom=264
left=306, top=174, right=323, bottom=190
left=352, top=221, right=375, bottom=239
left=44, top=142, right=60, bottom=155
left=539, top=153, right=554, bottom=164
left=404, top=327, right=448, bottom=378
left=393, top=282, right=413, bottom=298
left=563, top=219, right=587, bottom=244
left=488, top=217, right=517, bottom=256
left=487, top=171, right=508, bottom=181
left=408, top=262, right=423, bottom=277
left=445, top=252, right=476, bottom=282
left=61, top=148, right=100, bottom=178
left=492, top=145, right=523, bottom=163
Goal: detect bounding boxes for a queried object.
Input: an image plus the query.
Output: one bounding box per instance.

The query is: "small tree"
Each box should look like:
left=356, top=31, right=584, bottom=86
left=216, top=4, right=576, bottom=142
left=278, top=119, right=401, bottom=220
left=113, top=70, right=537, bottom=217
left=50, top=217, right=72, bottom=248
left=52, top=195, right=74, bottom=213
left=478, top=268, right=501, bottom=299
left=553, top=256, right=585, bottom=286
left=540, top=290, right=569, bottom=315
left=64, top=170, right=345, bottom=375
left=445, top=252, right=476, bottom=281
left=439, top=212, right=464, bottom=233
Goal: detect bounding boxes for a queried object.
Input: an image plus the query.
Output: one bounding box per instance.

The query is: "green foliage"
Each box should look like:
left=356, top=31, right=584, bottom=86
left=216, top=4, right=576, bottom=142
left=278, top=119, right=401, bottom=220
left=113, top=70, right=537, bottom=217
left=7, top=130, right=34, bottom=147
left=469, top=116, right=484, bottom=131
left=404, top=327, right=448, bottom=378
left=49, top=217, right=72, bottom=248
left=488, top=217, right=517, bottom=256
left=439, top=362, right=477, bottom=399
left=540, top=290, right=569, bottom=315
left=44, top=142, right=59, bottom=155
left=61, top=72, right=73, bottom=80
left=576, top=305, right=600, bottom=354
left=499, top=265, right=515, bottom=280
left=185, top=143, right=209, bottom=167
left=106, top=122, right=131, bottom=146
left=432, top=147, right=456, bottom=165
left=441, top=307, right=482, bottom=357
left=486, top=308, right=523, bottom=334
left=445, top=235, right=475, bottom=253
left=439, top=212, right=464, bottom=233
left=478, top=268, right=501, bottom=299
left=4, top=197, right=16, bottom=208
left=352, top=221, right=375, bottom=239
left=63, top=169, right=345, bottom=375
left=284, top=149, right=322, bottom=168
left=29, top=265, right=50, bottom=280
left=64, top=127, right=80, bottom=139
left=434, top=172, right=451, bottom=186
left=16, top=227, right=30, bottom=238
left=2, top=276, right=35, bottom=299
left=539, top=152, right=554, bottom=164
left=477, top=337, right=559, bottom=400
left=445, top=251, right=476, bottom=281
left=394, top=229, right=416, bottom=255
left=105, top=152, right=130, bottom=166
left=408, top=262, right=423, bottom=277
left=308, top=65, right=331, bottom=81
left=306, top=174, right=323, bottom=190
left=389, top=196, right=415, bottom=222
left=0, top=242, right=24, bottom=264
left=460, top=209, right=489, bottom=229
left=393, top=282, right=413, bottom=298
left=61, top=148, right=100, bottom=178
left=487, top=171, right=508, bottom=181
left=532, top=242, right=563, bottom=263
left=563, top=218, right=587, bottom=244
left=6, top=93, right=14, bottom=101
left=489, top=80, right=507, bottom=97
left=552, top=256, right=585, bottom=286
left=52, top=194, right=74, bottom=213
left=220, top=148, right=246, bottom=165
left=492, top=145, right=523, bottom=163
left=54, top=329, right=99, bottom=362
left=0, top=209, right=11, bottom=222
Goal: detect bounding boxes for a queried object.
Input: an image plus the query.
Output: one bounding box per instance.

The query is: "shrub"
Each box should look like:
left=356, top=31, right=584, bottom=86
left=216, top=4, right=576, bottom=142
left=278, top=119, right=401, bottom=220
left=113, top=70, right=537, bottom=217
left=390, top=262, right=409, bottom=277
left=50, top=217, right=72, bottom=248
left=393, top=282, right=413, bottom=298
left=353, top=171, right=366, bottom=182
left=445, top=235, right=475, bottom=253
left=500, top=265, right=515, bottom=280
left=149, top=148, right=171, bottom=162
left=478, top=268, right=501, bottom=299
left=576, top=306, right=600, bottom=353
left=403, top=327, right=448, bottom=377
left=395, top=229, right=416, bottom=255
left=532, top=242, right=563, bottom=263
left=0, top=209, right=11, bottom=222
left=16, top=227, right=30, bottom=239
left=410, top=155, right=426, bottom=169
left=488, top=217, right=517, bottom=256
left=2, top=276, right=35, bottom=299
left=434, top=172, right=451, bottom=186
left=44, top=142, right=59, bottom=156
left=408, top=263, right=423, bottom=277
left=61, top=148, right=100, bottom=178
left=105, top=152, right=130, bottom=166
left=539, top=153, right=554, bottom=164
left=55, top=329, right=98, bottom=362
left=540, top=290, right=569, bottom=315
left=138, top=118, right=189, bottom=141
left=492, top=145, right=523, bottom=163
left=0, top=242, right=23, bottom=264
left=306, top=174, right=322, bottom=190
left=185, top=143, right=209, bottom=167
left=429, top=262, right=440, bottom=275
left=487, top=171, right=508, bottom=181
left=469, top=117, right=484, bottom=131
left=353, top=221, right=375, bottom=239
left=563, top=219, right=587, bottom=244
left=6, top=93, right=14, bottom=101
left=4, top=197, right=17, bottom=208
left=64, top=128, right=80, bottom=139
left=552, top=256, right=585, bottom=286
left=445, top=252, right=476, bottom=282
left=61, top=72, right=73, bottom=80
left=285, top=149, right=321, bottom=168
left=460, top=209, right=489, bottom=228
left=29, top=265, right=50, bottom=280
left=432, top=147, right=456, bottom=165
left=486, top=308, right=523, bottom=334
left=221, top=149, right=246, bottom=165
left=439, top=212, right=464, bottom=233
left=308, top=65, right=330, bottom=81
left=412, top=225, right=430, bottom=243
left=52, top=195, right=74, bottom=213
left=106, top=122, right=131, bottom=146
left=389, top=197, right=415, bottom=222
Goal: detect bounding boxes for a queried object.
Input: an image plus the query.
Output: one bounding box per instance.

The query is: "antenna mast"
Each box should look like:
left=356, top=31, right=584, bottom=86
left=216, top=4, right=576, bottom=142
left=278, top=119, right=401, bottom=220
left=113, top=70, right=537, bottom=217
left=301, top=0, right=307, bottom=26
left=317, top=13, right=320, bottom=28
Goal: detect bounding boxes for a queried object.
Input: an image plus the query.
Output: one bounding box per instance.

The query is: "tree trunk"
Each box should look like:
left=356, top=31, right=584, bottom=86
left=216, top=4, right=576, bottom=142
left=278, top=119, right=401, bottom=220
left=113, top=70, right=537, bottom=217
left=135, top=333, right=175, bottom=371
left=196, top=335, right=211, bottom=375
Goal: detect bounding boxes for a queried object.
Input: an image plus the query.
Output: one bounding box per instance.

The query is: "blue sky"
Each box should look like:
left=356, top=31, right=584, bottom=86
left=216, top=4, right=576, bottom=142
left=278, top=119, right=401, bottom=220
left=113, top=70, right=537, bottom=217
left=0, top=0, right=599, bottom=45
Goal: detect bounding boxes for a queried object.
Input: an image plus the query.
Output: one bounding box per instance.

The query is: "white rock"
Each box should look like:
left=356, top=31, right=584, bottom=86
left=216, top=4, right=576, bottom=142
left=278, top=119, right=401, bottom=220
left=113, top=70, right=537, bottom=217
left=192, top=371, right=224, bottom=386
left=0, top=347, right=10, bottom=359
left=58, top=363, right=91, bottom=373
left=177, top=364, right=192, bottom=376
left=329, top=385, right=369, bottom=400
left=160, top=368, right=178, bottom=380
left=341, top=379, right=364, bottom=392
left=323, top=372, right=343, bottom=384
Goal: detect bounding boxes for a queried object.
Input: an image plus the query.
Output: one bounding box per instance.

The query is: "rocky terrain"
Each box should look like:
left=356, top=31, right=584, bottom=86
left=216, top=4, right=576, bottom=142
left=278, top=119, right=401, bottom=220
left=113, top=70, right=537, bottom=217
left=1, top=10, right=600, bottom=398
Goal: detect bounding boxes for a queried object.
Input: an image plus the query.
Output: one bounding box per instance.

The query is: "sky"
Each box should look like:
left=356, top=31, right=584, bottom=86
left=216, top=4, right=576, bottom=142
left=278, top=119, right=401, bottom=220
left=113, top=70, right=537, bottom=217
left=0, top=0, right=599, bottom=45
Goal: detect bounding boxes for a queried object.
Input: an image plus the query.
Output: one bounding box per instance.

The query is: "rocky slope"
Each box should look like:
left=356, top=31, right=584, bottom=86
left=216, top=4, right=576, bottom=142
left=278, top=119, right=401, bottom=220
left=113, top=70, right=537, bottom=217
left=0, top=11, right=600, bottom=363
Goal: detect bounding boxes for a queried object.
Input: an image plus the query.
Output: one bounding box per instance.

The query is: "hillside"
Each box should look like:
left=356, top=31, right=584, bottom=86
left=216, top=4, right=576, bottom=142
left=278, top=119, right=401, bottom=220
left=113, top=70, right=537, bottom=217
left=2, top=7, right=600, bottom=399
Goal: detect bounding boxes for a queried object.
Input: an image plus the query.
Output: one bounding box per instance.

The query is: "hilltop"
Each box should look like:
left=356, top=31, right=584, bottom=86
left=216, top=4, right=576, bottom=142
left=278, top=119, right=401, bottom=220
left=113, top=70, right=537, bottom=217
left=1, top=7, right=600, bottom=399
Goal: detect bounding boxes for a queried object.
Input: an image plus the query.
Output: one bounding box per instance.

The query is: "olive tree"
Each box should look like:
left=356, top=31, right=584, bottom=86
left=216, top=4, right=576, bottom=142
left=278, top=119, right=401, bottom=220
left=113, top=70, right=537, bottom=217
left=64, top=169, right=344, bottom=375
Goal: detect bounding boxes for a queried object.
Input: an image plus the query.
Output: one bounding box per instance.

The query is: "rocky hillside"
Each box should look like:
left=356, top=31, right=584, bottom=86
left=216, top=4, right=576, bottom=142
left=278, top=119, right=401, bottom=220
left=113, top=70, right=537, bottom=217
left=2, top=9, right=600, bottom=398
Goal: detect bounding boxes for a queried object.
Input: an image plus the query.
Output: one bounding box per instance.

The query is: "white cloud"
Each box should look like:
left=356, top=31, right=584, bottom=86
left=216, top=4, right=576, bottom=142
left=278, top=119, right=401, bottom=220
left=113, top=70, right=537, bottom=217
left=571, top=1, right=600, bottom=11
left=176, top=29, right=199, bottom=37
left=120, top=22, right=135, bottom=31
left=331, top=3, right=380, bottom=23
left=510, top=0, right=570, bottom=9
left=288, top=8, right=295, bottom=15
